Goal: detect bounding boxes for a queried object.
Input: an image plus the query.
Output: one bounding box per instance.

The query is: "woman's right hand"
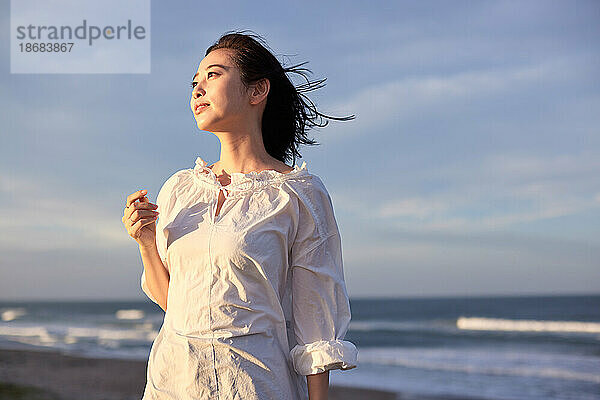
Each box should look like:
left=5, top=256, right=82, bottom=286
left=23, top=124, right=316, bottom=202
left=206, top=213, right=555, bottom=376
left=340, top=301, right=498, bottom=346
left=122, top=189, right=160, bottom=248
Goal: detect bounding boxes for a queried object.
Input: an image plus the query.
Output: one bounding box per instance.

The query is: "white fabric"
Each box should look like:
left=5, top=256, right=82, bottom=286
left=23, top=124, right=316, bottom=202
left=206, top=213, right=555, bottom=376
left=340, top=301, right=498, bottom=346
left=140, top=156, right=357, bottom=400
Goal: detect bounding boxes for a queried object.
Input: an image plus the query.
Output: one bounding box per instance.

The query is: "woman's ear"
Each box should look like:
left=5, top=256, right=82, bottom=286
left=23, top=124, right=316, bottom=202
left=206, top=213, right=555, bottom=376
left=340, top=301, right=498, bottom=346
left=249, top=78, right=270, bottom=106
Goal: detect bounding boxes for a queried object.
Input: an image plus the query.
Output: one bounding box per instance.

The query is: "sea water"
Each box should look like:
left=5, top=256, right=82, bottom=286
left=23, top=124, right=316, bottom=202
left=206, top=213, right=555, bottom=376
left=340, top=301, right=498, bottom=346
left=1, top=294, right=598, bottom=400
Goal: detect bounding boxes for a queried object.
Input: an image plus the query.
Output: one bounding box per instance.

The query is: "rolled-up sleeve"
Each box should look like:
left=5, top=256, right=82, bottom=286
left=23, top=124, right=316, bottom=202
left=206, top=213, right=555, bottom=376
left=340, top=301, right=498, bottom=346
left=289, top=180, right=358, bottom=376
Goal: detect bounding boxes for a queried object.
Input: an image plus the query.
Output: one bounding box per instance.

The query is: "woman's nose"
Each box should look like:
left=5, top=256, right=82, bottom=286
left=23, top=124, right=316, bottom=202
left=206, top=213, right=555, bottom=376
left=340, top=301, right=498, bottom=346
left=194, top=89, right=205, bottom=98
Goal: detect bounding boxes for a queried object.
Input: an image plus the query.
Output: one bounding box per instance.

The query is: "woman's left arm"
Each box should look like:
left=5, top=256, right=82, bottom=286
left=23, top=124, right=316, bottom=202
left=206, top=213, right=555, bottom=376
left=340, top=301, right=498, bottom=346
left=307, top=370, right=329, bottom=400
left=288, top=182, right=358, bottom=395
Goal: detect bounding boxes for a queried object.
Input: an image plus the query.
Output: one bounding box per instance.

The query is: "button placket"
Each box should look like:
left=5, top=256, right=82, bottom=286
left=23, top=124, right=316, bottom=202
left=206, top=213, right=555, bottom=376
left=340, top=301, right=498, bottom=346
left=213, top=186, right=232, bottom=224
left=207, top=222, right=219, bottom=395
left=208, top=224, right=214, bottom=329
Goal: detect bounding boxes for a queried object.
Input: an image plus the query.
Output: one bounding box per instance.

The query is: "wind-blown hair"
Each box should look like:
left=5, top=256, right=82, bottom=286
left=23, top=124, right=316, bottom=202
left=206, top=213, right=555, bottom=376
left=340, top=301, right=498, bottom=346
left=205, top=30, right=355, bottom=165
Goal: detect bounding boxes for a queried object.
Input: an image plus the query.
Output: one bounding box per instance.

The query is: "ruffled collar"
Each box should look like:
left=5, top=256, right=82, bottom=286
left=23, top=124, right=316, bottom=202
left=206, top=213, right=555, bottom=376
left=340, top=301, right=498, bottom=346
left=192, top=156, right=308, bottom=195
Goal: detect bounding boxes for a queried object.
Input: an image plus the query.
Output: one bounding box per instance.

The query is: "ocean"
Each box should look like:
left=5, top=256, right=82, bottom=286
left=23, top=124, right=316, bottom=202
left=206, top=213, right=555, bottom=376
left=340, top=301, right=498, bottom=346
left=0, top=294, right=598, bottom=400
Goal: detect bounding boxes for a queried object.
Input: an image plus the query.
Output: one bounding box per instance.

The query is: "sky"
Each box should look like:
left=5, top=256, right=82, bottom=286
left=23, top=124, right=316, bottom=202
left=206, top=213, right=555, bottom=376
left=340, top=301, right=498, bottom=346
left=1, top=0, right=599, bottom=300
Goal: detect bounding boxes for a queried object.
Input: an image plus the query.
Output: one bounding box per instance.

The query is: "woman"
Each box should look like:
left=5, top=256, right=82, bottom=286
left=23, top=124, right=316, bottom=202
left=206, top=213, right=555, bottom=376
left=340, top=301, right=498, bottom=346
left=122, top=31, right=358, bottom=400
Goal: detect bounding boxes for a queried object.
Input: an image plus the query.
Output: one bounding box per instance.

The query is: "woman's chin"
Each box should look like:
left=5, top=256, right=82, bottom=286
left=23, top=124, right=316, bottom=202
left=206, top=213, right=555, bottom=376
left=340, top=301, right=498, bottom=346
left=195, top=120, right=208, bottom=131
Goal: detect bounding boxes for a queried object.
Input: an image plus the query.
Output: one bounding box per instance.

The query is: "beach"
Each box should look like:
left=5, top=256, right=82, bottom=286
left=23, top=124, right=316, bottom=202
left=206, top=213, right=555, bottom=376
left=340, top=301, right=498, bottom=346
left=2, top=296, right=597, bottom=399
left=0, top=348, right=406, bottom=400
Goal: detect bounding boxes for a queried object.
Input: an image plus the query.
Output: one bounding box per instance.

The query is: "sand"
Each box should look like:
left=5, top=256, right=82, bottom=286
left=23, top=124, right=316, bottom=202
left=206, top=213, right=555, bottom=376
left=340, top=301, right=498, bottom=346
left=0, top=348, right=400, bottom=400
left=0, top=348, right=489, bottom=400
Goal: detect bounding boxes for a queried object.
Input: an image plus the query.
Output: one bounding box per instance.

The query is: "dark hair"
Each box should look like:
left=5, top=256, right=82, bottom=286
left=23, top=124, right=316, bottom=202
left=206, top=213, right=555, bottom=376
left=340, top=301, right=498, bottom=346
left=204, top=30, right=355, bottom=166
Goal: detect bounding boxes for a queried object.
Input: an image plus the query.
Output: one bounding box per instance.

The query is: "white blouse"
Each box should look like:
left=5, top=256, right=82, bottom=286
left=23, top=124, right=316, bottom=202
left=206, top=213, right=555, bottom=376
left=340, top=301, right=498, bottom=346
left=140, top=156, right=357, bottom=400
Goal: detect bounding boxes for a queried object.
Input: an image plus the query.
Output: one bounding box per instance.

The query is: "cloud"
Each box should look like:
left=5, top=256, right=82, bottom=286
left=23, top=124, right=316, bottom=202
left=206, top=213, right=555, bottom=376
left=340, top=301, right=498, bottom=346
left=0, top=172, right=131, bottom=251
left=379, top=197, right=450, bottom=219
left=333, top=151, right=600, bottom=233
left=322, top=54, right=595, bottom=143
left=342, top=231, right=600, bottom=298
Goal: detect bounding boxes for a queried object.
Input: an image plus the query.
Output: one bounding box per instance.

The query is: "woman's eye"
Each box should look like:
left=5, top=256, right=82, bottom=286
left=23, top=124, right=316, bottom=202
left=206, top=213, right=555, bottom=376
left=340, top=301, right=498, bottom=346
left=190, top=72, right=217, bottom=88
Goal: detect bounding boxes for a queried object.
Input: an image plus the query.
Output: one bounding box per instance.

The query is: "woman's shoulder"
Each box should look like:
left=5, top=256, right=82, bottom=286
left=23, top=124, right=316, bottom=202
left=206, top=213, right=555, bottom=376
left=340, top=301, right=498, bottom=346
left=284, top=172, right=339, bottom=238
left=285, top=170, right=330, bottom=197
left=156, top=167, right=196, bottom=201
left=160, top=167, right=192, bottom=189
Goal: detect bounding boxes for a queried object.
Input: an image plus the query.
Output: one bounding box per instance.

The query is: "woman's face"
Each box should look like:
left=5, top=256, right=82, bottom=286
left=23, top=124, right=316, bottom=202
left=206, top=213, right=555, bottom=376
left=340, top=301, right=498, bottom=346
left=190, top=48, right=249, bottom=132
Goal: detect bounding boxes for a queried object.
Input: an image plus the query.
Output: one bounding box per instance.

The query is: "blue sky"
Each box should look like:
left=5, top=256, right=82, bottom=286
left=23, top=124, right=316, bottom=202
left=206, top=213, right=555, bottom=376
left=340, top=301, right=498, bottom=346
left=1, top=0, right=599, bottom=300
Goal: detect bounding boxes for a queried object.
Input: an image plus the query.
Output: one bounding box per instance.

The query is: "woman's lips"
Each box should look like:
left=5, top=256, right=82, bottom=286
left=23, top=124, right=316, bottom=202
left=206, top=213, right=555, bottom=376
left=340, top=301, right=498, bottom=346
left=195, top=104, right=210, bottom=114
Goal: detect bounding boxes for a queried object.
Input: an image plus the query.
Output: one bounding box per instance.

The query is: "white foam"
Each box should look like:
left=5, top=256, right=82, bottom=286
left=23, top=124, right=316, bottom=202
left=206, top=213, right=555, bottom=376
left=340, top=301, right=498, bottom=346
left=349, top=318, right=461, bottom=335
left=67, top=326, right=155, bottom=341
left=457, top=316, right=600, bottom=333
left=0, top=321, right=158, bottom=349
left=349, top=320, right=437, bottom=332
left=0, top=325, right=56, bottom=343
left=115, top=309, right=145, bottom=320
left=1, top=307, right=27, bottom=321
left=355, top=347, right=600, bottom=384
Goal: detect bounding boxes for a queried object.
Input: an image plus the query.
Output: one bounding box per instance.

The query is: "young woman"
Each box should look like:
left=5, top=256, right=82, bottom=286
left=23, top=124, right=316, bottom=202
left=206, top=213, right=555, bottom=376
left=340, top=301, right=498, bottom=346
left=122, top=31, right=358, bottom=400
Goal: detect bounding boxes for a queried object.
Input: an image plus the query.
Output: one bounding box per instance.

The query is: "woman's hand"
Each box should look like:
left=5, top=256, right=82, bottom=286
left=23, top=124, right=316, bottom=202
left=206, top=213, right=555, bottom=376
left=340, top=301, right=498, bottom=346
left=122, top=189, right=159, bottom=248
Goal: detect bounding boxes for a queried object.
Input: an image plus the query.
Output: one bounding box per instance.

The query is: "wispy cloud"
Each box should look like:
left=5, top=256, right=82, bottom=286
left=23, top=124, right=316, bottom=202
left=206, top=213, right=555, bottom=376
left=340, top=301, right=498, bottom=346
left=334, top=151, right=600, bottom=233
left=323, top=55, right=595, bottom=141
left=0, top=172, right=129, bottom=251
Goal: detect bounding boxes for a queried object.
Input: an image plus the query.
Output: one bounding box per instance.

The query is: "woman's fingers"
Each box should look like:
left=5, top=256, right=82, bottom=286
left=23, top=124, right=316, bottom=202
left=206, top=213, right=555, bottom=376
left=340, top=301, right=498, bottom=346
left=129, top=216, right=158, bottom=239
left=126, top=201, right=158, bottom=215
left=126, top=189, right=147, bottom=208
left=124, top=191, right=158, bottom=220
left=123, top=190, right=160, bottom=244
left=126, top=204, right=158, bottom=221
left=136, top=215, right=158, bottom=229
left=128, top=208, right=159, bottom=224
